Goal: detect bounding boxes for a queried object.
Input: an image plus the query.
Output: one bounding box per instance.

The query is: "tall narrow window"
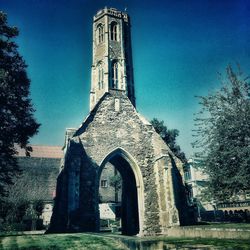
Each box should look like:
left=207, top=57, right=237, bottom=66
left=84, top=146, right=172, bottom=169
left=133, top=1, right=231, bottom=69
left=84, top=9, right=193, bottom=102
left=97, top=25, right=104, bottom=44
left=98, top=63, right=104, bottom=90
left=110, top=22, right=118, bottom=41
left=111, top=61, right=118, bottom=88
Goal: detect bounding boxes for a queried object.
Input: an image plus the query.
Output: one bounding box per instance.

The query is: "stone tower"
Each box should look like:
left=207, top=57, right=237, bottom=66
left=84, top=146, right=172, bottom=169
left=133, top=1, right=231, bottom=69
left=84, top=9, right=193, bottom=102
left=48, top=7, right=192, bottom=236
left=90, top=7, right=135, bottom=110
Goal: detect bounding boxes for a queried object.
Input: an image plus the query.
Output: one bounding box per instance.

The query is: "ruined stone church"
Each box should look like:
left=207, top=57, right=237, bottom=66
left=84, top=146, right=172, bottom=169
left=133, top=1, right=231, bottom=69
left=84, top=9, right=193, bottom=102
left=48, top=7, right=190, bottom=236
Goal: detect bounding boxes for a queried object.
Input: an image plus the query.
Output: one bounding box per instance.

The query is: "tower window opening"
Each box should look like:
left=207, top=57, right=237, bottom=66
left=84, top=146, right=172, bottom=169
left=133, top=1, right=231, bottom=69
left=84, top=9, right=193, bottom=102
left=111, top=22, right=118, bottom=41
left=111, top=61, right=118, bottom=89
left=97, top=25, right=104, bottom=44
left=98, top=63, right=104, bottom=90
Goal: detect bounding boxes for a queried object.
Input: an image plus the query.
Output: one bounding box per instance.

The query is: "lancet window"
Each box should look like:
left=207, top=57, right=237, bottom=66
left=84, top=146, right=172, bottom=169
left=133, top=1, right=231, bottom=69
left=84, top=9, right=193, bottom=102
left=110, top=22, right=118, bottom=41
left=97, top=24, right=104, bottom=44
left=111, top=61, right=118, bottom=89
left=97, top=62, right=104, bottom=90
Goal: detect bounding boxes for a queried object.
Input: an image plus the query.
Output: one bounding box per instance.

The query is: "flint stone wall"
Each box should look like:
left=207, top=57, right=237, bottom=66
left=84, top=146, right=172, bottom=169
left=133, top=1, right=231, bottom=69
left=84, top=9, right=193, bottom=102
left=49, top=91, right=190, bottom=235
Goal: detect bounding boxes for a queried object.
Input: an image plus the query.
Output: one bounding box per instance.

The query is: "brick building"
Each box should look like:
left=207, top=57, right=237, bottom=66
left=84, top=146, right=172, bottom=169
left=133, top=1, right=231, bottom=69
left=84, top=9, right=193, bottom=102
left=11, top=145, right=62, bottom=227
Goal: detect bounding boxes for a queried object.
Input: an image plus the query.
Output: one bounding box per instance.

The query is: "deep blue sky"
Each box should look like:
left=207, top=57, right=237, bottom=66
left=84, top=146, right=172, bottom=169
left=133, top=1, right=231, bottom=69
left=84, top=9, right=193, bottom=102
left=1, top=0, right=250, bottom=157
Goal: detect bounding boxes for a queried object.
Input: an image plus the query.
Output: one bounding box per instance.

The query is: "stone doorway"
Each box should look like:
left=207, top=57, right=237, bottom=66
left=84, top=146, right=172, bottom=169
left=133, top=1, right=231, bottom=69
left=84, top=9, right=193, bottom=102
left=98, top=150, right=140, bottom=235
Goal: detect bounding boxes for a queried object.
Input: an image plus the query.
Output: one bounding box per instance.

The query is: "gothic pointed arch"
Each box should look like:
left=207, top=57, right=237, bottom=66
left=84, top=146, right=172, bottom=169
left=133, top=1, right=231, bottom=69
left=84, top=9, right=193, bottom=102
left=96, top=23, right=104, bottom=44
left=111, top=60, right=118, bottom=89
left=110, top=21, right=118, bottom=41
left=98, top=147, right=145, bottom=236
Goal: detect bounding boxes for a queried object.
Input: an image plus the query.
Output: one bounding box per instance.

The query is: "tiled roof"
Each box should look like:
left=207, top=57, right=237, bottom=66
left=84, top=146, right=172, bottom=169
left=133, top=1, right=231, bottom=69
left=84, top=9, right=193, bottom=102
left=9, top=157, right=61, bottom=201
left=15, top=145, right=63, bottom=159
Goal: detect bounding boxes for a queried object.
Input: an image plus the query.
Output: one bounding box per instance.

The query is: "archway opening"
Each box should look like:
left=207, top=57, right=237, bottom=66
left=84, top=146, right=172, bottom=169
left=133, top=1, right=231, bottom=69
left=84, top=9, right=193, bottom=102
left=98, top=154, right=139, bottom=235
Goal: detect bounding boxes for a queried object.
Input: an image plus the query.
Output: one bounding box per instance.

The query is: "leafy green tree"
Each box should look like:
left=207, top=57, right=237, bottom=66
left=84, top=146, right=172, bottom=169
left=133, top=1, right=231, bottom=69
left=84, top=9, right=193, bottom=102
left=193, top=65, right=250, bottom=201
left=33, top=200, right=44, bottom=218
left=109, top=174, right=122, bottom=191
left=0, top=12, right=40, bottom=201
left=109, top=171, right=122, bottom=203
left=151, top=118, right=186, bottom=162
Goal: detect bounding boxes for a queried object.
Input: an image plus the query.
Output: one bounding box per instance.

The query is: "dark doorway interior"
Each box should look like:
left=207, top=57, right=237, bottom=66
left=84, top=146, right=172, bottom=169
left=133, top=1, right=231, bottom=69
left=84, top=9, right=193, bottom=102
left=99, top=154, right=139, bottom=235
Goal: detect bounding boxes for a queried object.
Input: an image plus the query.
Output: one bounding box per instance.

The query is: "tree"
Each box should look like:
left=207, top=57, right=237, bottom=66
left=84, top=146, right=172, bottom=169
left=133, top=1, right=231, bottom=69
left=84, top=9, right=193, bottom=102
left=109, top=174, right=122, bottom=191
left=109, top=171, right=122, bottom=203
left=151, top=118, right=186, bottom=162
left=0, top=12, right=40, bottom=201
left=193, top=65, right=250, bottom=201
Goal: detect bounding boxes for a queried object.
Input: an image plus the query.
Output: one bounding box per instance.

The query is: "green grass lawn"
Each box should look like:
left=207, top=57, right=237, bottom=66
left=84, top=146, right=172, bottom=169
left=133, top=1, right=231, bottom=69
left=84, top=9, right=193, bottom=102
left=1, top=228, right=250, bottom=250
left=0, top=233, right=127, bottom=250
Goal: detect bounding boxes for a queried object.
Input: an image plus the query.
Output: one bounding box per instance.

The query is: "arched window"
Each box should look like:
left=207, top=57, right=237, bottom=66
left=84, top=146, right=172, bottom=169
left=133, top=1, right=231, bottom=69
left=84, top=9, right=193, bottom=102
left=111, top=61, right=118, bottom=88
left=97, top=24, right=104, bottom=44
left=110, top=22, right=118, bottom=41
left=98, top=63, right=104, bottom=90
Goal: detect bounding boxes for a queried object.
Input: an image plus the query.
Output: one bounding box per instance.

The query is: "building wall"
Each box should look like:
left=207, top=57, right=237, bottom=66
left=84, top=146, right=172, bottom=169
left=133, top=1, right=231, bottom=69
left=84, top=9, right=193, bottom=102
left=185, top=159, right=250, bottom=222
left=167, top=226, right=250, bottom=240
left=9, top=150, right=62, bottom=228
left=41, top=202, right=54, bottom=226
left=185, top=159, right=214, bottom=213
left=99, top=162, right=121, bottom=203
left=49, top=91, right=190, bottom=235
left=15, top=157, right=60, bottom=201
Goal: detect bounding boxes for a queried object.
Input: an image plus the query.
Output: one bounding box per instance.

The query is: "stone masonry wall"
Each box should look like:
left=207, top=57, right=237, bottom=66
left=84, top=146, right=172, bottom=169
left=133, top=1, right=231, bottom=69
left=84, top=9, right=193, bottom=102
left=77, top=91, right=161, bottom=234
left=79, top=91, right=186, bottom=234
left=49, top=91, right=189, bottom=235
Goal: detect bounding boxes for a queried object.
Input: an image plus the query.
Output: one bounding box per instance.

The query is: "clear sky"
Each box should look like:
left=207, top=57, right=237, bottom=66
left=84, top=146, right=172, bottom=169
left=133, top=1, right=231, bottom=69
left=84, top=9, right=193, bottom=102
left=1, top=0, right=250, bottom=157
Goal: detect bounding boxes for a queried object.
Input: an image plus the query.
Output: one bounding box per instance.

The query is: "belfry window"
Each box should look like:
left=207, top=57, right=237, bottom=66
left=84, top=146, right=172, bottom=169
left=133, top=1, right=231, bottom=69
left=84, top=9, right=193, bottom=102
left=110, top=22, right=118, bottom=41
left=98, top=63, right=104, bottom=90
left=111, top=61, right=118, bottom=88
left=97, top=24, right=104, bottom=44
